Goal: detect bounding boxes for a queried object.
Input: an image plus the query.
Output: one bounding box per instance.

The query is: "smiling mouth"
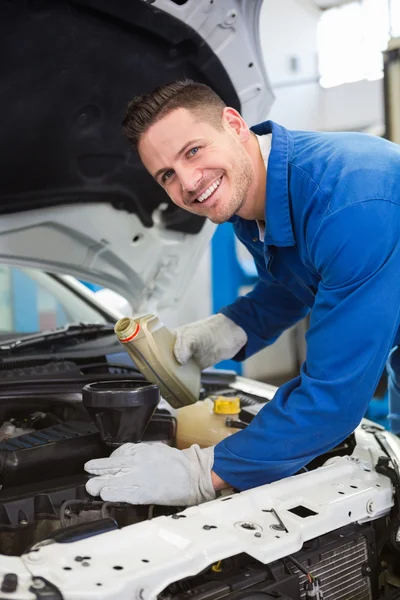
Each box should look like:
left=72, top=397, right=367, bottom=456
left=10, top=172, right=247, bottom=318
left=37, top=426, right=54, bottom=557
left=194, top=177, right=222, bottom=204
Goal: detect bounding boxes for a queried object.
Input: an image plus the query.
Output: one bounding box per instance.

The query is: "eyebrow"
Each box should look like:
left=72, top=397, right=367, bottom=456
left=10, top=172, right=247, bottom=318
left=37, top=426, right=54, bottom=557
left=153, top=139, right=203, bottom=181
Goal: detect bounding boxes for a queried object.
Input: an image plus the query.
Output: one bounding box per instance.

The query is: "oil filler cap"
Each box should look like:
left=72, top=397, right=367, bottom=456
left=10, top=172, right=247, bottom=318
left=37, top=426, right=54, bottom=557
left=213, top=396, right=240, bottom=415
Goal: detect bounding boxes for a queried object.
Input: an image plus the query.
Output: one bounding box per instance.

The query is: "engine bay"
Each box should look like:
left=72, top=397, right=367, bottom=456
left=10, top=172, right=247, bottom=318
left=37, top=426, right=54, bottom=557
left=0, top=360, right=399, bottom=600
left=0, top=360, right=264, bottom=556
left=0, top=408, right=176, bottom=556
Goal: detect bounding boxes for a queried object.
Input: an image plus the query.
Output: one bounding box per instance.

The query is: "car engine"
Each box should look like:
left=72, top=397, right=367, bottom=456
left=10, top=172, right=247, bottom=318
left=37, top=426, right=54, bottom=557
left=0, top=364, right=178, bottom=557
left=0, top=361, right=399, bottom=600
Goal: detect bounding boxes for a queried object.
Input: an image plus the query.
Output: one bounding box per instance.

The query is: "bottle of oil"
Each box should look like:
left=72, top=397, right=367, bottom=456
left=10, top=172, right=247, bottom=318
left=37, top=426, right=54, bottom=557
left=114, top=314, right=200, bottom=409
left=175, top=396, right=242, bottom=449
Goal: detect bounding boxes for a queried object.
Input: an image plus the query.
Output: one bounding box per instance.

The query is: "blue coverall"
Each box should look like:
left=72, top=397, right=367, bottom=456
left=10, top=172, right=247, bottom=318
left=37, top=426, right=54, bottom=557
left=213, top=120, right=400, bottom=491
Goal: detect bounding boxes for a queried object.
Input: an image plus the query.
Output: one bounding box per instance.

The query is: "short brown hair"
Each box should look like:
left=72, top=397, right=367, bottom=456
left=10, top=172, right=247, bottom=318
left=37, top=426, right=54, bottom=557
left=122, top=79, right=226, bottom=149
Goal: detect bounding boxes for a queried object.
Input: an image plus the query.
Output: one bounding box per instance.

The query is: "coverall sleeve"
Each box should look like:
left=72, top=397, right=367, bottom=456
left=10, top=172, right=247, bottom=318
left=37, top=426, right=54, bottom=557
left=213, top=200, right=400, bottom=490
left=219, top=252, right=310, bottom=359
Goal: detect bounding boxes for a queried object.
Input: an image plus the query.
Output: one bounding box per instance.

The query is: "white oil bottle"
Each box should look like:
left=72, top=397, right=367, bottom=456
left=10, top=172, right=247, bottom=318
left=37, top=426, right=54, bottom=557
left=114, top=314, right=201, bottom=409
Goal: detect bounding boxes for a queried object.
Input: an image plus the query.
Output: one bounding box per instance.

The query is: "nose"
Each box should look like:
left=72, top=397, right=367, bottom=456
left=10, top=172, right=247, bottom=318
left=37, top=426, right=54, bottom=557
left=177, top=165, right=202, bottom=194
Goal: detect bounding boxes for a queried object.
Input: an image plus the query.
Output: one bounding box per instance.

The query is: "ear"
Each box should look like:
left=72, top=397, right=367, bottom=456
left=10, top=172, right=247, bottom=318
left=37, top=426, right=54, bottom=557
left=222, top=107, right=251, bottom=143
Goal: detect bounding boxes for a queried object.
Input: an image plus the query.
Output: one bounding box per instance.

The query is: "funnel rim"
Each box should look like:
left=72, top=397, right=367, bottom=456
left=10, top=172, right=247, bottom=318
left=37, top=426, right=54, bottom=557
left=82, top=380, right=160, bottom=408
left=83, top=379, right=159, bottom=393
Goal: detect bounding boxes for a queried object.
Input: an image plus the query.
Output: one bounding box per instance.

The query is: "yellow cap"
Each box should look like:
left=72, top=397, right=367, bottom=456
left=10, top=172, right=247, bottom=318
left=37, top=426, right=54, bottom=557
left=213, top=396, right=240, bottom=415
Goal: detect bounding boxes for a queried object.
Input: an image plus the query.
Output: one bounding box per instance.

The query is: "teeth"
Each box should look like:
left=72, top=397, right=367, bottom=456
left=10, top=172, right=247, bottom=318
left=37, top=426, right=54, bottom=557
left=197, top=178, right=221, bottom=203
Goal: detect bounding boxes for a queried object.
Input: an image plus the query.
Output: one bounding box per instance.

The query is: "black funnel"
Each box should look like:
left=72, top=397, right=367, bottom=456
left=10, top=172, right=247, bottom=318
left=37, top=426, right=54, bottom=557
left=82, top=380, right=160, bottom=447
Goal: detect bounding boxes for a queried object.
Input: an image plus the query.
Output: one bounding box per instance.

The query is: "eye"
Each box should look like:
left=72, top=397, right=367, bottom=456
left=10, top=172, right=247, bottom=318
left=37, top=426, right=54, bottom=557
left=188, top=147, right=199, bottom=156
left=162, top=169, right=174, bottom=183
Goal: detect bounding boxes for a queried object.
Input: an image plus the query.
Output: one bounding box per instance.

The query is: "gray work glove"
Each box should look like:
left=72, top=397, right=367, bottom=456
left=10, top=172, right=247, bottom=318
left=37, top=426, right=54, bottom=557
left=174, top=314, right=248, bottom=370
left=84, top=442, right=216, bottom=506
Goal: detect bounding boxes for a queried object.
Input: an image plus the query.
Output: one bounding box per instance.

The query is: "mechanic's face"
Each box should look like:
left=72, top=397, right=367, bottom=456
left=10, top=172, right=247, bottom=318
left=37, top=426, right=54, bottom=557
left=138, top=107, right=255, bottom=224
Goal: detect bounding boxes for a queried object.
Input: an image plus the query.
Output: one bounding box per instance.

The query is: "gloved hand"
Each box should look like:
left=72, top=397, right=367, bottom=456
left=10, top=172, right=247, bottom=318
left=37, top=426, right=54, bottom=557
left=84, top=442, right=216, bottom=506
left=174, top=314, right=248, bottom=370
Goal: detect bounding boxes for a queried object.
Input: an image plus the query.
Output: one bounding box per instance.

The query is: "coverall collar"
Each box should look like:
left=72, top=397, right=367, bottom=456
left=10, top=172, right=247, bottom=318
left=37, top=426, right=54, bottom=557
left=251, top=120, right=295, bottom=247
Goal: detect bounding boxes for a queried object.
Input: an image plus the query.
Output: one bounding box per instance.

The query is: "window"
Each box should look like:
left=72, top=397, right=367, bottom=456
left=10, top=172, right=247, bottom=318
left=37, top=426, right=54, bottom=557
left=318, top=0, right=391, bottom=88
left=0, top=266, right=107, bottom=335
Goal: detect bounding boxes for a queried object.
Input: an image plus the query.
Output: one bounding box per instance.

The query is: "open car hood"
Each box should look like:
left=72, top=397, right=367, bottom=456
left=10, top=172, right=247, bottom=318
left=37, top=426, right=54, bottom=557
left=0, top=0, right=273, bottom=312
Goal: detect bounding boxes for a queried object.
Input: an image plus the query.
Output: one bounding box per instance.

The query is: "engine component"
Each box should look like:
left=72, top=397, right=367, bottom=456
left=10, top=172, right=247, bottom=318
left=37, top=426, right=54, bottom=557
left=0, top=476, right=176, bottom=556
left=304, top=578, right=323, bottom=600
left=82, top=380, right=160, bottom=446
left=0, top=420, right=35, bottom=441
left=0, top=410, right=49, bottom=442
left=160, top=524, right=376, bottom=600
left=0, top=410, right=175, bottom=488
left=0, top=421, right=103, bottom=488
left=285, top=529, right=374, bottom=599
left=175, top=396, right=243, bottom=449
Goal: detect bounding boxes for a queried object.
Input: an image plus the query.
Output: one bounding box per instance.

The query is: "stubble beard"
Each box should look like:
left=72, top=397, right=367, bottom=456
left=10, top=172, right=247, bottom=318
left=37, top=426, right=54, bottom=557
left=209, top=152, right=254, bottom=225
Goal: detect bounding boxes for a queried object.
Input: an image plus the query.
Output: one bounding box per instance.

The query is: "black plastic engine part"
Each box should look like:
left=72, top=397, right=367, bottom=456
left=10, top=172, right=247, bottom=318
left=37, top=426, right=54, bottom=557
left=0, top=421, right=103, bottom=488
left=0, top=410, right=175, bottom=488
left=160, top=523, right=377, bottom=600
left=82, top=380, right=160, bottom=446
left=1, top=573, right=18, bottom=593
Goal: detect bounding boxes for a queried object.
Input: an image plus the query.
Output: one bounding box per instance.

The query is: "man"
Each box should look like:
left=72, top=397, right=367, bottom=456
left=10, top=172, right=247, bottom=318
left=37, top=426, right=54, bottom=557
left=85, top=80, right=400, bottom=507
